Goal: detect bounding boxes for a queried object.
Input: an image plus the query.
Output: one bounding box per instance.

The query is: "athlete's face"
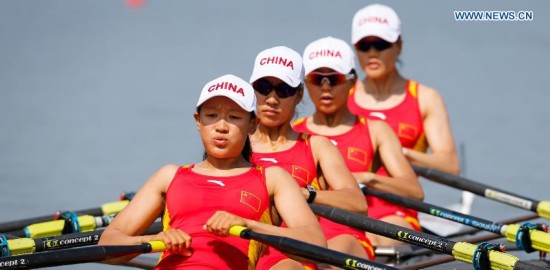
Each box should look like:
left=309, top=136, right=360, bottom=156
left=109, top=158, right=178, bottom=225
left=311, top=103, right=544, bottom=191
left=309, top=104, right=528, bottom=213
left=194, top=96, right=256, bottom=160
left=355, top=36, right=402, bottom=80
left=253, top=77, right=303, bottom=127
left=305, top=68, right=356, bottom=115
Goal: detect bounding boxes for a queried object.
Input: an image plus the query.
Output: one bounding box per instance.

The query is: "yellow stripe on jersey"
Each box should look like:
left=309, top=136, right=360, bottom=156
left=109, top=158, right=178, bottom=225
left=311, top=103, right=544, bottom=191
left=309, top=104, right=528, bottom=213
left=412, top=132, right=428, bottom=153
left=247, top=208, right=273, bottom=270
left=408, top=81, right=418, bottom=98
left=292, top=117, right=306, bottom=127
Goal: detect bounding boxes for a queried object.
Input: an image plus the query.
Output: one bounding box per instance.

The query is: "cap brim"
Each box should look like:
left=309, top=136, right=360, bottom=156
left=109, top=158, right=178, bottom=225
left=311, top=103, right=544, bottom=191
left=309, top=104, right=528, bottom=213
left=250, top=70, right=301, bottom=88
left=304, top=60, right=352, bottom=75
left=352, top=27, right=400, bottom=44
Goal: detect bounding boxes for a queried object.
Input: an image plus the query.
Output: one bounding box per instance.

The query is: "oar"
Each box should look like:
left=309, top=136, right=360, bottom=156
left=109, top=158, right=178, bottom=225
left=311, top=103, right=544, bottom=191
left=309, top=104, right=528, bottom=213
left=0, top=199, right=130, bottom=233
left=4, top=211, right=117, bottom=239
left=363, top=188, right=550, bottom=254
left=229, top=225, right=396, bottom=270
left=413, top=165, right=550, bottom=220
left=375, top=213, right=540, bottom=262
left=0, top=241, right=164, bottom=269
left=0, top=222, right=162, bottom=257
left=309, top=204, right=545, bottom=270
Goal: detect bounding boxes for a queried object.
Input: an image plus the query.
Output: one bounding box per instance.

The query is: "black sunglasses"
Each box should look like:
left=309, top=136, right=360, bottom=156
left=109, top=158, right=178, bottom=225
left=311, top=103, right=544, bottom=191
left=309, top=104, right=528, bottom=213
left=252, top=79, right=300, bottom=98
left=355, top=39, right=393, bottom=52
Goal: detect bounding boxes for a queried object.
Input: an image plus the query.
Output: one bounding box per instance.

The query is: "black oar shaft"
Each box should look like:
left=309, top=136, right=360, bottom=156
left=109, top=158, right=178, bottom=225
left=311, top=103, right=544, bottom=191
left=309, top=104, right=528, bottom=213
left=4, top=222, right=162, bottom=256
left=309, top=204, right=455, bottom=255
left=309, top=204, right=546, bottom=270
left=0, top=243, right=157, bottom=269
left=231, top=226, right=396, bottom=270
left=363, top=188, right=503, bottom=234
left=413, top=165, right=540, bottom=212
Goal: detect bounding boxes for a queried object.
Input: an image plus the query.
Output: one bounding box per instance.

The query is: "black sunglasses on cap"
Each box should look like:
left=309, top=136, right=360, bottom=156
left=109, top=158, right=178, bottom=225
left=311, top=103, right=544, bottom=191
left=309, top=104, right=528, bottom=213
left=252, top=79, right=300, bottom=98
left=355, top=39, right=393, bottom=52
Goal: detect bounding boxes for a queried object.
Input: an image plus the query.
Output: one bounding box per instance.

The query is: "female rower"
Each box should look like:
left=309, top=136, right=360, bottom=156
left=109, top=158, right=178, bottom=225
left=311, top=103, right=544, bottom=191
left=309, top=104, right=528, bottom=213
left=98, top=74, right=325, bottom=269
left=349, top=4, right=459, bottom=175
left=248, top=46, right=370, bottom=269
left=293, top=36, right=420, bottom=247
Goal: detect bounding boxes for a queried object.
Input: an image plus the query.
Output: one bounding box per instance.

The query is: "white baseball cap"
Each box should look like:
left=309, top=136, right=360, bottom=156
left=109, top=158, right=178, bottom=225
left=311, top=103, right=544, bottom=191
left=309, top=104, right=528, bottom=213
left=197, top=74, right=257, bottom=114
left=303, top=36, right=355, bottom=75
left=249, top=46, right=304, bottom=88
left=351, top=4, right=401, bottom=44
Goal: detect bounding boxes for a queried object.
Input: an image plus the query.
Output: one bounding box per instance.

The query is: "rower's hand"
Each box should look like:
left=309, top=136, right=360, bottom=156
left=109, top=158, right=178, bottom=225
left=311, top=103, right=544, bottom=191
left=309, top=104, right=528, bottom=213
left=353, top=172, right=375, bottom=186
left=148, top=229, right=192, bottom=256
left=204, top=210, right=247, bottom=236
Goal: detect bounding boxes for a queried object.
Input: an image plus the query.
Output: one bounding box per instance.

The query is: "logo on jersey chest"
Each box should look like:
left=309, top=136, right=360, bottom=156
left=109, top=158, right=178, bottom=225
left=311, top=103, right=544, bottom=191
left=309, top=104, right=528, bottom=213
left=398, top=123, right=419, bottom=141
left=291, top=165, right=311, bottom=185
left=240, top=191, right=262, bottom=212
left=348, top=147, right=369, bottom=165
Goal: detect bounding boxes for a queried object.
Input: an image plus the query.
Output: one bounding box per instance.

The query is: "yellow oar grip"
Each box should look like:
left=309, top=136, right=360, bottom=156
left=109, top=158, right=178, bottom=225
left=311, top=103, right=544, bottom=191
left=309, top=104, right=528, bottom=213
left=26, top=220, right=65, bottom=239
left=537, top=201, right=550, bottom=220
left=147, top=241, right=166, bottom=252
left=101, top=200, right=129, bottom=216
left=229, top=225, right=247, bottom=237
left=79, top=215, right=99, bottom=232
left=505, top=224, right=550, bottom=253
left=452, top=242, right=519, bottom=270
left=25, top=215, right=97, bottom=238
left=7, top=238, right=35, bottom=256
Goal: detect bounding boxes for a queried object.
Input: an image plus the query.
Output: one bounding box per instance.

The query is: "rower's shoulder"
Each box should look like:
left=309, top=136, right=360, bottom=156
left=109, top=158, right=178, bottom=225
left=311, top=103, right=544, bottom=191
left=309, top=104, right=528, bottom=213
left=147, top=164, right=180, bottom=188
left=417, top=82, right=441, bottom=99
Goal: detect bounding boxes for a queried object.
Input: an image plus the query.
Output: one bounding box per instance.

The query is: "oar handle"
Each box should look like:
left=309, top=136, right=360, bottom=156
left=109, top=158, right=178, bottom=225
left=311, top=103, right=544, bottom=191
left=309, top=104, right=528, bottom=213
left=146, top=241, right=165, bottom=253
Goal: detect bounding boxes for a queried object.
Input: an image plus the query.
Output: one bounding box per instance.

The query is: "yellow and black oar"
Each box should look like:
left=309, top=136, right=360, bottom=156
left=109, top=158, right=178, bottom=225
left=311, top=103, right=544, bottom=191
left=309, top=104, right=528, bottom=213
left=0, top=222, right=162, bottom=257
left=0, top=241, right=164, bottom=269
left=413, top=165, right=550, bottom=220
left=364, top=188, right=550, bottom=254
left=229, top=225, right=397, bottom=270
left=4, top=212, right=114, bottom=239
left=310, top=204, right=546, bottom=270
left=0, top=194, right=131, bottom=233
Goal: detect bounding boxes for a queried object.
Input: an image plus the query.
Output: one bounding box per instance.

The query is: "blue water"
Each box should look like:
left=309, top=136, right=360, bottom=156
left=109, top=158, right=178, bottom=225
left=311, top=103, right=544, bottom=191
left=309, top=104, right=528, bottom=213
left=1, top=1, right=549, bottom=269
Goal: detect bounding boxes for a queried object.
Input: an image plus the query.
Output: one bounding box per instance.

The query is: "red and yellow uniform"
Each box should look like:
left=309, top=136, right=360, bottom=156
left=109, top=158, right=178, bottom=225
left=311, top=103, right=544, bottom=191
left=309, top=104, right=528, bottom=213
left=251, top=133, right=321, bottom=190
left=251, top=133, right=322, bottom=269
left=156, top=165, right=271, bottom=270
left=347, top=80, right=424, bottom=231
left=293, top=117, right=375, bottom=259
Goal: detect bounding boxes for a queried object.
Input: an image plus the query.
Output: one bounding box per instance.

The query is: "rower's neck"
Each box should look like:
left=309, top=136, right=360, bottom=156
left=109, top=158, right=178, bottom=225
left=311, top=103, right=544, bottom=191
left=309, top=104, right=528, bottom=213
left=364, top=72, right=406, bottom=101
left=312, top=107, right=355, bottom=128
left=196, top=156, right=250, bottom=175
left=253, top=123, right=297, bottom=152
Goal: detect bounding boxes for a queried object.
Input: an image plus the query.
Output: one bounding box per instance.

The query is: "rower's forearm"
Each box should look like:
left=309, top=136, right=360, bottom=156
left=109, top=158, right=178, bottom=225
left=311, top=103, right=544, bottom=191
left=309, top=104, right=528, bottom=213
left=313, top=190, right=368, bottom=214
left=369, top=174, right=424, bottom=201
left=404, top=150, right=460, bottom=175
left=246, top=220, right=326, bottom=248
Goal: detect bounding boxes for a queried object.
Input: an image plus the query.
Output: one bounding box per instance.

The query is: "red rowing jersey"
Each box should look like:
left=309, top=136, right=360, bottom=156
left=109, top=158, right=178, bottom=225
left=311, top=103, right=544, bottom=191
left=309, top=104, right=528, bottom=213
left=251, top=133, right=321, bottom=190
left=293, top=116, right=374, bottom=173
left=156, top=165, right=272, bottom=270
left=347, top=80, right=424, bottom=222
left=292, top=116, right=375, bottom=259
left=347, top=80, right=427, bottom=152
